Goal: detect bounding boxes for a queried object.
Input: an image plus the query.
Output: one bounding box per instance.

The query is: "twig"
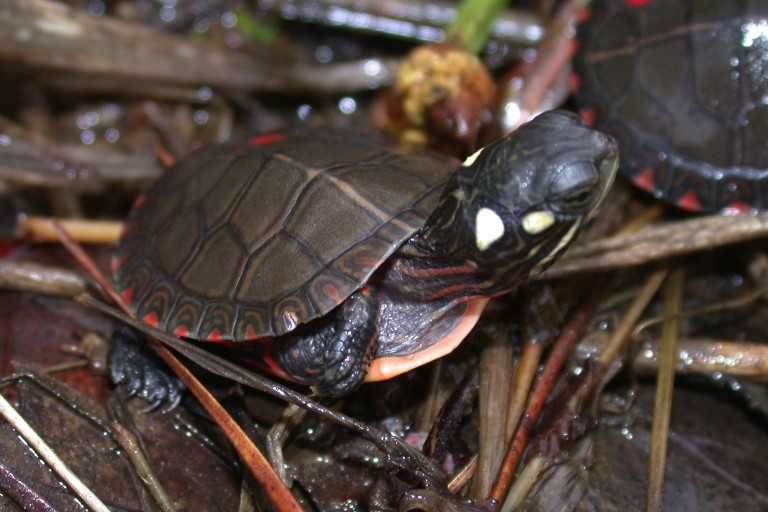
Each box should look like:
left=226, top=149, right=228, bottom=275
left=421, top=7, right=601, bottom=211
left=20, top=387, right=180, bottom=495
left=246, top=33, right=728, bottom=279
left=111, top=422, right=176, bottom=512
left=18, top=215, right=122, bottom=244
left=646, top=264, right=684, bottom=511
left=0, top=459, right=57, bottom=512
left=597, top=264, right=671, bottom=367
left=0, top=393, right=111, bottom=512
left=0, top=259, right=88, bottom=297
left=540, top=213, right=768, bottom=280
left=489, top=274, right=609, bottom=502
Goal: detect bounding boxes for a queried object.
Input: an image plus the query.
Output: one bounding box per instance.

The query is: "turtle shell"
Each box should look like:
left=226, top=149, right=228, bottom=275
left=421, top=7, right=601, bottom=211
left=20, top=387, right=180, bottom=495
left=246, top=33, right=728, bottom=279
left=113, top=131, right=455, bottom=341
left=573, top=0, right=768, bottom=212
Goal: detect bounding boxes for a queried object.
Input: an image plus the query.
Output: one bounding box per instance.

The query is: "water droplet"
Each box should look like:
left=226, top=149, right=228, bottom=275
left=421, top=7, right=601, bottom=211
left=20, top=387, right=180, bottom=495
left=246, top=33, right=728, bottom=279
left=87, top=0, right=105, bottom=16
left=80, top=130, right=95, bottom=145
left=197, top=86, right=213, bottom=102
left=159, top=6, right=176, bottom=22
left=221, top=11, right=237, bottom=29
left=338, top=96, right=356, bottom=115
left=105, top=128, right=120, bottom=143
left=363, top=59, right=382, bottom=77
left=84, top=111, right=99, bottom=127
left=742, top=19, right=768, bottom=48
left=194, top=17, right=209, bottom=33
left=297, top=104, right=312, bottom=120
left=315, top=45, right=333, bottom=63
left=522, top=48, right=537, bottom=63
left=193, top=110, right=209, bottom=125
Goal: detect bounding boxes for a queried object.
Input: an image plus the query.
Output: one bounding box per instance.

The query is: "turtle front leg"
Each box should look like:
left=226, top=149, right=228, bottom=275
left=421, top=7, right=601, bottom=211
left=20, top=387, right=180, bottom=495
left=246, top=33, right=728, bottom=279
left=273, top=286, right=379, bottom=396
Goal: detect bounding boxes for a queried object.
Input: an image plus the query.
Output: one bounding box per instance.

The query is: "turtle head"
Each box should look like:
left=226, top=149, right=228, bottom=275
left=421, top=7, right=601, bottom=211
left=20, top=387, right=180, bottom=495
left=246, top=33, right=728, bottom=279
left=415, top=110, right=618, bottom=293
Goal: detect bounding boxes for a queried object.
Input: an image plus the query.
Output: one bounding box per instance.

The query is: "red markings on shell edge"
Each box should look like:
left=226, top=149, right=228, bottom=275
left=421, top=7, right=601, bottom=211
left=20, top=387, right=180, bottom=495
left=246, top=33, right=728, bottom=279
left=567, top=39, right=579, bottom=60
left=578, top=108, right=596, bottom=127
left=354, top=256, right=380, bottom=268
left=634, top=167, right=656, bottom=192
left=723, top=201, right=750, bottom=214
left=132, top=195, right=146, bottom=210
left=173, top=325, right=189, bottom=337
left=624, top=0, right=653, bottom=8
left=569, top=72, right=582, bottom=93
left=143, top=311, right=159, bottom=328
left=120, top=284, right=136, bottom=304
left=206, top=329, right=224, bottom=341
left=577, top=6, right=593, bottom=23
left=323, top=283, right=340, bottom=302
left=677, top=190, right=701, bottom=211
left=111, top=251, right=131, bottom=275
left=247, top=133, right=286, bottom=146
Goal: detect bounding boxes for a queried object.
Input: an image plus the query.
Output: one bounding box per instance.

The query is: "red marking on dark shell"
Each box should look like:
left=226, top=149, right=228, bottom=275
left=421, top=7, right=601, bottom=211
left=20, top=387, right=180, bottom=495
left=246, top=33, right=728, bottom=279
left=634, top=167, right=656, bottom=192
left=206, top=329, right=224, bottom=341
left=569, top=72, right=582, bottom=93
left=724, top=201, right=750, bottom=214
left=120, top=285, right=135, bottom=304
left=174, top=325, right=189, bottom=337
left=577, top=6, right=593, bottom=23
left=677, top=190, right=701, bottom=211
left=143, top=311, right=159, bottom=328
left=111, top=252, right=130, bottom=275
left=322, top=283, right=340, bottom=301
left=247, top=133, right=286, bottom=146
left=567, top=39, right=579, bottom=59
left=624, top=0, right=652, bottom=8
left=354, top=256, right=380, bottom=268
left=579, top=108, right=596, bottom=127
left=132, top=195, right=146, bottom=210
left=245, top=324, right=258, bottom=340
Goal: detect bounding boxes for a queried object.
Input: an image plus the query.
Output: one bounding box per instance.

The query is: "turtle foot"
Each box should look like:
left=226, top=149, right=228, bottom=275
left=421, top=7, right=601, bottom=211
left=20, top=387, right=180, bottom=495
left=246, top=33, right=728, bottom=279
left=108, top=325, right=185, bottom=411
left=275, top=287, right=379, bottom=397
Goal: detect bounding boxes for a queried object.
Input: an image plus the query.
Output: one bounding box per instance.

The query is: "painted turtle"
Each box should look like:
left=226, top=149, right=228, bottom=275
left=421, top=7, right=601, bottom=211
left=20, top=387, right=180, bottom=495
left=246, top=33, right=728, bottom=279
left=573, top=0, right=768, bottom=213
left=112, top=111, right=617, bottom=396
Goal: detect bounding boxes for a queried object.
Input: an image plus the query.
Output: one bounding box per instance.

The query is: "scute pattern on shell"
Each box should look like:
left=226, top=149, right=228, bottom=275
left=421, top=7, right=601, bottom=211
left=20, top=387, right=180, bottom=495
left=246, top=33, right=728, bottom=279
left=574, top=0, right=768, bottom=212
left=113, top=131, right=456, bottom=340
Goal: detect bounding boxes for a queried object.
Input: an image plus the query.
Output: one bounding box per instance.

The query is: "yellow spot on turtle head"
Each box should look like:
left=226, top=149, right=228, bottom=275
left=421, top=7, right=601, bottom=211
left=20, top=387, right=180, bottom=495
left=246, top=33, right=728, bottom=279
left=521, top=211, right=555, bottom=235
left=475, top=207, right=505, bottom=251
left=461, top=147, right=485, bottom=167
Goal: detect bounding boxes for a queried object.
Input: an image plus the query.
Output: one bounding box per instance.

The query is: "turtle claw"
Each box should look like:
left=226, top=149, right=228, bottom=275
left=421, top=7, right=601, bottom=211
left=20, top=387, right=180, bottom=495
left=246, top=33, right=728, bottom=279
left=108, top=326, right=185, bottom=411
left=314, top=342, right=375, bottom=397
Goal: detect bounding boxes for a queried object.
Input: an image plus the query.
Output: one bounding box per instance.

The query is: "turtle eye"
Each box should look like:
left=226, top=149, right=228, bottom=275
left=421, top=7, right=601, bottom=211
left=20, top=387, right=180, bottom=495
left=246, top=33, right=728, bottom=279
left=561, top=187, right=594, bottom=210
left=549, top=161, right=599, bottom=214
